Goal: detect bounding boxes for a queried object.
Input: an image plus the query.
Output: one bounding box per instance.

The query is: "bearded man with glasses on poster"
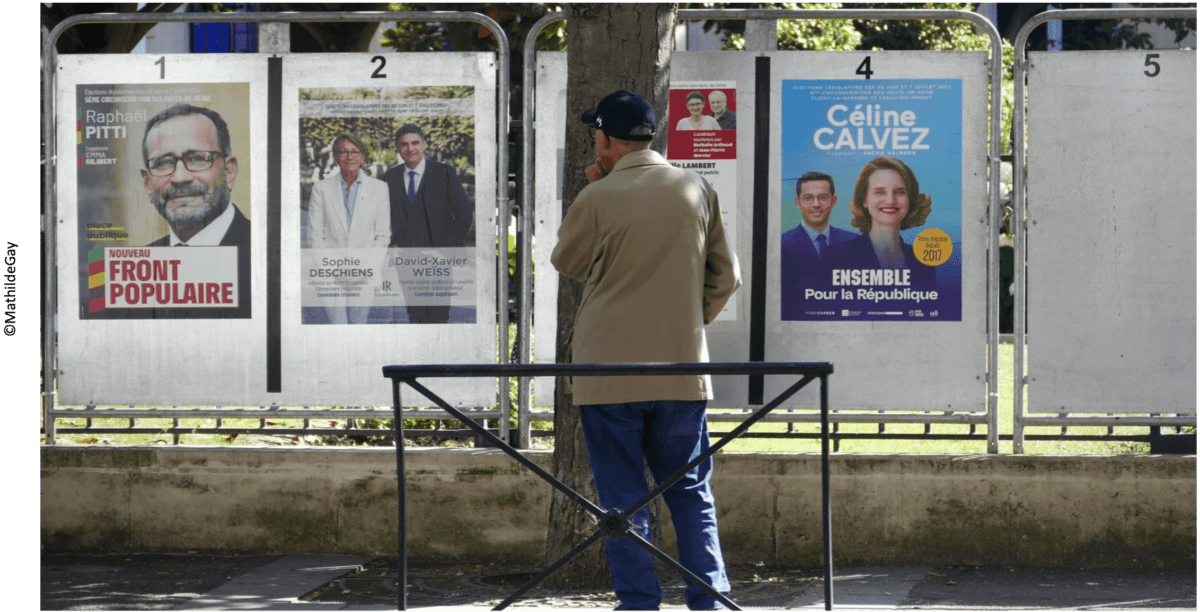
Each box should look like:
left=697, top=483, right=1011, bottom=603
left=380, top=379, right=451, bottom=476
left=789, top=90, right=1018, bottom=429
left=141, top=104, right=251, bottom=318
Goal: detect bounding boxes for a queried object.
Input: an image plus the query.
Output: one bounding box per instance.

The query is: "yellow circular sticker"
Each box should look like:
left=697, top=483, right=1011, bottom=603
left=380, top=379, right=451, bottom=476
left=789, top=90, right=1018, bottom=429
left=912, top=228, right=953, bottom=267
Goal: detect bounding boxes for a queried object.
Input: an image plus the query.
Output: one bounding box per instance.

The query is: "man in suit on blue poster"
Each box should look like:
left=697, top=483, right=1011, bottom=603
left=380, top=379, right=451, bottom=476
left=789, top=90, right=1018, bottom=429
left=780, top=171, right=855, bottom=320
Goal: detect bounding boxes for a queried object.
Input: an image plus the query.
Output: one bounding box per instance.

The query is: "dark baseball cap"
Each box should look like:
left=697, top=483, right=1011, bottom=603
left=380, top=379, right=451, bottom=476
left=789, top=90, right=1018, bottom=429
left=580, top=90, right=656, bottom=142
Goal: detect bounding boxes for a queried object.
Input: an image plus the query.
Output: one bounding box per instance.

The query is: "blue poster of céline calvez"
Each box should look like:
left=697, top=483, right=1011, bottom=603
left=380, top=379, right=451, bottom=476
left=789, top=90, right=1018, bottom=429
left=780, top=79, right=962, bottom=322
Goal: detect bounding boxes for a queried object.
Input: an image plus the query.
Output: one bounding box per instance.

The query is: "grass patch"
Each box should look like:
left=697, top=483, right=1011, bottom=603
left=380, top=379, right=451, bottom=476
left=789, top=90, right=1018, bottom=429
left=707, top=343, right=1154, bottom=455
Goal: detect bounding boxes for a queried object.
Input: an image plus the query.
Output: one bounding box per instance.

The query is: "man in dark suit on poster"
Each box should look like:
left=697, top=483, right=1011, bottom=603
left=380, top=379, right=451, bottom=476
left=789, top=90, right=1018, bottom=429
left=141, top=104, right=250, bottom=318
left=384, top=124, right=473, bottom=323
left=780, top=171, right=854, bottom=320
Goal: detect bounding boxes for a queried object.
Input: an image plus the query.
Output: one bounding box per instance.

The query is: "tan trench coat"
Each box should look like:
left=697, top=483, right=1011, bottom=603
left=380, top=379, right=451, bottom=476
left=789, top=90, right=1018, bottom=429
left=551, top=149, right=742, bottom=405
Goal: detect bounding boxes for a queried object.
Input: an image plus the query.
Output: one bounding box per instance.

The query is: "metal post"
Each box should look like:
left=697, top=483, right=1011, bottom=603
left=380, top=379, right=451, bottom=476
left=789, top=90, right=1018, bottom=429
left=383, top=362, right=831, bottom=610
left=821, top=374, right=833, bottom=610
left=392, top=380, right=407, bottom=611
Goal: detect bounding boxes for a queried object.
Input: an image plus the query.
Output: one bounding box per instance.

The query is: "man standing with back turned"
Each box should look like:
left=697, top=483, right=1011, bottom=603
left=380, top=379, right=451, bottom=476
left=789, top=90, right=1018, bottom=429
left=552, top=90, right=742, bottom=610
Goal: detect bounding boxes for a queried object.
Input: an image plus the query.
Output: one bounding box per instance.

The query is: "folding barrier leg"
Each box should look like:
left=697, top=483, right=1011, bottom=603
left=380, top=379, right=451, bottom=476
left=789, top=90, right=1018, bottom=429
left=390, top=373, right=833, bottom=611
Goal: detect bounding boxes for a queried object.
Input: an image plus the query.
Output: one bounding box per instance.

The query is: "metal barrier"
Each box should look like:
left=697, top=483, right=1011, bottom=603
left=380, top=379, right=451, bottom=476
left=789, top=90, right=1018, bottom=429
left=383, top=362, right=836, bottom=611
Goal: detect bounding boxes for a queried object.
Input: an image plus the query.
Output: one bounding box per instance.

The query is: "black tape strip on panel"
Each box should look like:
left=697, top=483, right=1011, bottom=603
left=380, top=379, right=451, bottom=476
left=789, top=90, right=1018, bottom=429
left=749, top=55, right=770, bottom=405
left=267, top=56, right=282, bottom=393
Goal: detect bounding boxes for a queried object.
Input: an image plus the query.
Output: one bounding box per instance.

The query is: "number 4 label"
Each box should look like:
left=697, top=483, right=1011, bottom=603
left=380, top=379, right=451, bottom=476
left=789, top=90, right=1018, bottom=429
left=857, top=56, right=873, bottom=80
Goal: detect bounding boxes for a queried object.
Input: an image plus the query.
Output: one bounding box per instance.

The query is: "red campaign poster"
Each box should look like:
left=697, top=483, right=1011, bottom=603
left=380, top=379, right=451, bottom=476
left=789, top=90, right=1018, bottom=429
left=666, top=82, right=739, bottom=322
left=666, top=86, right=737, bottom=160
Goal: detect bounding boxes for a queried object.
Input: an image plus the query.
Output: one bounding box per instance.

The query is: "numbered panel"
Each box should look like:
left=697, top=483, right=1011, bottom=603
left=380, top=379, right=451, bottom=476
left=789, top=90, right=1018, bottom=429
left=56, top=54, right=269, bottom=405
left=533, top=53, right=756, bottom=407
left=281, top=53, right=498, bottom=407
left=1026, top=50, right=1196, bottom=414
left=765, top=51, right=989, bottom=411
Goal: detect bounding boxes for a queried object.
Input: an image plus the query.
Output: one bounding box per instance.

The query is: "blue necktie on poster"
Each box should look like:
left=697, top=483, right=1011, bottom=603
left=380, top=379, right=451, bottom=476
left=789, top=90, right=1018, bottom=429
left=408, top=171, right=416, bottom=202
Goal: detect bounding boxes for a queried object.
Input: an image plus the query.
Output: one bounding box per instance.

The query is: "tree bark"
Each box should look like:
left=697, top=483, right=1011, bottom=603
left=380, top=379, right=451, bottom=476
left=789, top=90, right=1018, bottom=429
left=544, top=2, right=676, bottom=590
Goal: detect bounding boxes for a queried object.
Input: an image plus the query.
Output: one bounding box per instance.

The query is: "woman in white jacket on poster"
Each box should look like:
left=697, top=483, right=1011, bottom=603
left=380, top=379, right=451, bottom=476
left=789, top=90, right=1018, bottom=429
left=307, top=132, right=391, bottom=324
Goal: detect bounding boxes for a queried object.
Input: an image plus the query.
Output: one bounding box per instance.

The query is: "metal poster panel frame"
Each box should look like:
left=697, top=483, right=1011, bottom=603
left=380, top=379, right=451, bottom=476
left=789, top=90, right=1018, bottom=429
left=765, top=51, right=988, bottom=411
left=1025, top=50, right=1196, bottom=415
left=281, top=53, right=498, bottom=407
left=55, top=54, right=269, bottom=406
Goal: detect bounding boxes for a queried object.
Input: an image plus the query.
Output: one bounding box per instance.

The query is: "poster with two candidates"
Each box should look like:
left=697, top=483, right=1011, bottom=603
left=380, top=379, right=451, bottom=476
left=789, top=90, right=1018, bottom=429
left=780, top=79, right=963, bottom=322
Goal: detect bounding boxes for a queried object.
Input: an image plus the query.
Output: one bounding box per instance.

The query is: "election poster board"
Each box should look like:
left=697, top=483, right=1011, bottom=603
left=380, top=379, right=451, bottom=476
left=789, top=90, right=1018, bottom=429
left=1026, top=50, right=1196, bottom=414
left=54, top=53, right=499, bottom=408
left=56, top=55, right=268, bottom=406
left=669, top=54, right=757, bottom=405
left=765, top=52, right=988, bottom=412
left=535, top=55, right=754, bottom=405
left=780, top=79, right=962, bottom=322
left=281, top=54, right=497, bottom=406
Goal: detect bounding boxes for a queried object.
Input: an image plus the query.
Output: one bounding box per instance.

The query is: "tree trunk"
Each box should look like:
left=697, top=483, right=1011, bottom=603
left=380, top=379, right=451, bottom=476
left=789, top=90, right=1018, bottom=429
left=544, top=2, right=676, bottom=590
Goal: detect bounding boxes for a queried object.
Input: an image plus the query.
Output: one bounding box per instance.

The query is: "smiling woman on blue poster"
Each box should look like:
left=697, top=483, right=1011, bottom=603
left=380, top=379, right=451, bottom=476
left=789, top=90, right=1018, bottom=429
left=780, top=79, right=963, bottom=322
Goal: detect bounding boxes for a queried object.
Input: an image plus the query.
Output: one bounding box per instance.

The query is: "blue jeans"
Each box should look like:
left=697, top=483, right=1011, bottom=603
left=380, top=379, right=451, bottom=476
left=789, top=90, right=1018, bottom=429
left=579, top=400, right=730, bottom=610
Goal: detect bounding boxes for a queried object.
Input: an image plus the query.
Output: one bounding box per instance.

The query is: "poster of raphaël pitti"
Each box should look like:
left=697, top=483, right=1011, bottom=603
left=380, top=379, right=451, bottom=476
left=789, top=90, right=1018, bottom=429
left=76, top=83, right=251, bottom=320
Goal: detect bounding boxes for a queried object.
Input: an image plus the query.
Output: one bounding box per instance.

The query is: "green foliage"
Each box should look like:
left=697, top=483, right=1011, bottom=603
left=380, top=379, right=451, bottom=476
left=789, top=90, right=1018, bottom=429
left=777, top=8, right=863, bottom=51
left=1036, top=3, right=1196, bottom=52
left=852, top=2, right=982, bottom=51
left=298, top=86, right=477, bottom=179
left=714, top=3, right=998, bottom=53
left=381, top=3, right=567, bottom=53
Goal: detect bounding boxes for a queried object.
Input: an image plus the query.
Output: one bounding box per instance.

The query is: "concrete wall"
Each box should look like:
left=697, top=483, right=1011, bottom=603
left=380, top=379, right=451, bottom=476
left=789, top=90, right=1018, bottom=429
left=41, top=447, right=1195, bottom=569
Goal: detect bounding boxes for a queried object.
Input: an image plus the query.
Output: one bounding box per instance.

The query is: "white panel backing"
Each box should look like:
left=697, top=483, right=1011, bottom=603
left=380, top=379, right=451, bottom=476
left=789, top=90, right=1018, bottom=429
left=1026, top=50, right=1196, bottom=414
left=533, top=52, right=568, bottom=408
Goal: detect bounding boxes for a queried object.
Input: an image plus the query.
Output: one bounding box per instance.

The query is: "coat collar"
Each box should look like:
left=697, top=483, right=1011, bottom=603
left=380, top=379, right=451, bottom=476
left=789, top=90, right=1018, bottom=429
left=611, top=148, right=668, bottom=173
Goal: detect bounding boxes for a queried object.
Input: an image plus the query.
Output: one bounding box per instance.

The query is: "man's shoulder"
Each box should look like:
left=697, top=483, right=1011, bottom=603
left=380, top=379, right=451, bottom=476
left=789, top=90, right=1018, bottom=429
left=382, top=165, right=405, bottom=181
left=781, top=225, right=813, bottom=254
left=829, top=226, right=858, bottom=244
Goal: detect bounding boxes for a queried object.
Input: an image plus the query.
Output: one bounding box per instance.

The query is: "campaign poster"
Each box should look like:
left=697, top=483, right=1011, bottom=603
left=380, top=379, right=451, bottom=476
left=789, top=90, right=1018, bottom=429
left=666, top=82, right=738, bottom=321
left=780, top=79, right=963, bottom=322
left=298, top=87, right=477, bottom=324
left=76, top=83, right=251, bottom=319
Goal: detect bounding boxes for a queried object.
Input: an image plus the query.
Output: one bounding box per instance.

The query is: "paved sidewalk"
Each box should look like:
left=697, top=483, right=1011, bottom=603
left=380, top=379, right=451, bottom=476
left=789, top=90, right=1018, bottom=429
left=41, top=553, right=1196, bottom=611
